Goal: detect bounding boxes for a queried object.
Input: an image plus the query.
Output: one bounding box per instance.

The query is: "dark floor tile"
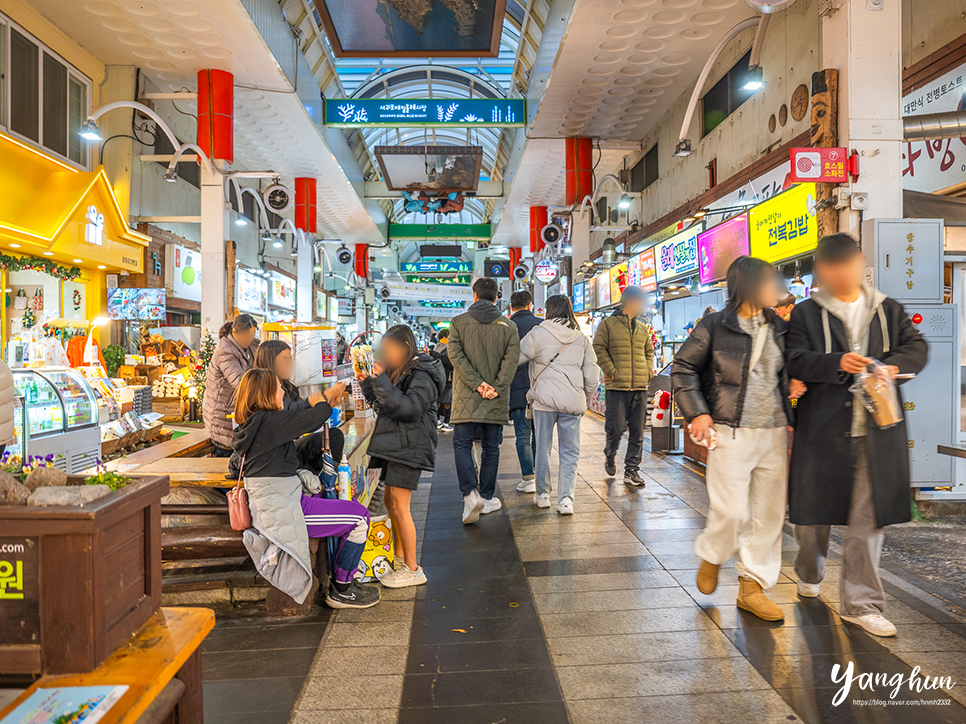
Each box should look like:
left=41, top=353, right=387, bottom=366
left=416, top=573, right=531, bottom=601
left=412, top=593, right=537, bottom=623
left=422, top=525, right=513, bottom=542
left=203, top=646, right=318, bottom=681
left=406, top=638, right=553, bottom=674
left=421, top=559, right=524, bottom=583
left=409, top=610, right=545, bottom=646
left=398, top=701, right=569, bottom=724
left=400, top=667, right=561, bottom=708
left=203, top=621, right=327, bottom=653
left=420, top=546, right=522, bottom=566
left=203, top=676, right=305, bottom=716
left=524, top=555, right=661, bottom=577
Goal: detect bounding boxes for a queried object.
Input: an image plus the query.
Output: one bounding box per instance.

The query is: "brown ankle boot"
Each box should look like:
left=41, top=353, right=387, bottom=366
left=696, top=560, right=719, bottom=594
left=736, top=577, right=784, bottom=621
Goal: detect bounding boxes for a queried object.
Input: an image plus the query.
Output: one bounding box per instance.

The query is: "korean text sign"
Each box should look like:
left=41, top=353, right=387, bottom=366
left=656, top=228, right=700, bottom=282
left=639, top=248, right=657, bottom=292
left=698, top=214, right=750, bottom=284
left=609, top=262, right=628, bottom=303
left=748, top=183, right=817, bottom=264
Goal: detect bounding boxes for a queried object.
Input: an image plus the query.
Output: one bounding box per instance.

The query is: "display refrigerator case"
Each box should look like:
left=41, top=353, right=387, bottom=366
left=12, top=367, right=100, bottom=473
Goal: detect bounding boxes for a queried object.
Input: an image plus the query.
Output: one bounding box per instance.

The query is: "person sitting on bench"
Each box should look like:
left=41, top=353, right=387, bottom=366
left=232, top=369, right=380, bottom=610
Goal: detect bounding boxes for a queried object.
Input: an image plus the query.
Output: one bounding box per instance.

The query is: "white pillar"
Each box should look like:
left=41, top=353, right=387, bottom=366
left=296, top=232, right=313, bottom=322
left=200, top=163, right=228, bottom=333
left=570, top=209, right=592, bottom=269
left=823, top=0, right=903, bottom=238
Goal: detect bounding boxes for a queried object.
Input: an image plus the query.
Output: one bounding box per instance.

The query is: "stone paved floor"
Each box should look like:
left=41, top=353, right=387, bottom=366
left=205, top=415, right=966, bottom=723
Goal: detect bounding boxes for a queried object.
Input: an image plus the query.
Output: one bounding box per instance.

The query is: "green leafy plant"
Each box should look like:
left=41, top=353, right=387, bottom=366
left=0, top=253, right=81, bottom=281
left=193, top=332, right=216, bottom=408
left=84, top=461, right=129, bottom=490
left=103, top=344, right=125, bottom=377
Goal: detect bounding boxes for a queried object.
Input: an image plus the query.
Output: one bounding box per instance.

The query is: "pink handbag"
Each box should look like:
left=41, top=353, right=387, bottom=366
left=227, top=455, right=252, bottom=531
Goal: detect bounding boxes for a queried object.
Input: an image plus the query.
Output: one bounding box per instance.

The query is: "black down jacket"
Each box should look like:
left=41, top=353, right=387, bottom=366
left=509, top=309, right=543, bottom=411
left=361, top=353, right=446, bottom=472
left=671, top=307, right=793, bottom=427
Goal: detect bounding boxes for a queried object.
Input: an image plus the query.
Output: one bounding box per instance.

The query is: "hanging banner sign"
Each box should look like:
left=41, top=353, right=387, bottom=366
left=698, top=214, right=749, bottom=284
left=379, top=281, right=473, bottom=302
left=325, top=99, right=526, bottom=127
left=639, top=248, right=657, bottom=292
left=170, top=244, right=201, bottom=301
left=596, top=273, right=611, bottom=308
left=572, top=282, right=586, bottom=313
left=400, top=261, right=472, bottom=274
left=901, top=62, right=966, bottom=193
left=534, top=259, right=558, bottom=283
left=790, top=148, right=849, bottom=183
left=656, top=227, right=700, bottom=282
left=748, top=183, right=818, bottom=264
left=401, top=305, right=465, bottom=319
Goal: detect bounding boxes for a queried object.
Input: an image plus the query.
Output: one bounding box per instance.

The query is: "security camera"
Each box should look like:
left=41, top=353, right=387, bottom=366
left=540, top=223, right=564, bottom=246
left=850, top=192, right=869, bottom=211
left=337, top=244, right=353, bottom=265
left=391, top=305, right=399, bottom=314
left=513, top=263, right=530, bottom=281
left=379, top=285, right=391, bottom=299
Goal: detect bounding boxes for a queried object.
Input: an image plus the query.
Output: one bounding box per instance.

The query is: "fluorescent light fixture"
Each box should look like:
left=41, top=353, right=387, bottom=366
left=43, top=251, right=53, bottom=256
left=97, top=265, right=106, bottom=269
left=694, top=209, right=707, bottom=218
left=234, top=216, right=249, bottom=226
left=9, top=244, right=20, bottom=249
left=683, top=217, right=696, bottom=224
left=617, top=194, right=631, bottom=210
left=672, top=139, right=693, bottom=158
left=79, top=120, right=102, bottom=141
left=72, top=258, right=82, bottom=263
left=742, top=66, right=765, bottom=92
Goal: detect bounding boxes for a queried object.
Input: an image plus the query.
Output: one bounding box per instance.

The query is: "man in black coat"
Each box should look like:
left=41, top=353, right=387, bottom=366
left=508, top=290, right=542, bottom=493
left=786, top=233, right=927, bottom=638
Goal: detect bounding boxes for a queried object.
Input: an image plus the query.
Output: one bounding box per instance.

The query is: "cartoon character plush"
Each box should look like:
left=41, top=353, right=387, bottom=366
left=367, top=518, right=392, bottom=550
left=370, top=555, right=393, bottom=580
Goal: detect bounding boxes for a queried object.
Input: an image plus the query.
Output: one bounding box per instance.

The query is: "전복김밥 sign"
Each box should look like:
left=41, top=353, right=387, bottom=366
left=748, top=183, right=818, bottom=264
left=656, top=227, right=700, bottom=282
left=325, top=99, right=525, bottom=128
left=698, top=214, right=749, bottom=284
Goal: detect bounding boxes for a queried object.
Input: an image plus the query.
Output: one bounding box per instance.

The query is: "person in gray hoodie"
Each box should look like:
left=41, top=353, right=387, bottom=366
left=519, top=295, right=600, bottom=515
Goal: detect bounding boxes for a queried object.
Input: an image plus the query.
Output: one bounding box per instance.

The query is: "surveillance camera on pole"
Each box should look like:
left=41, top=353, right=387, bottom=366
left=337, top=244, right=353, bottom=266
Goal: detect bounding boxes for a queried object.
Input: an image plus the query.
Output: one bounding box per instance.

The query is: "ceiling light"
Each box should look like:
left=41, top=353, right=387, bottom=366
left=235, top=216, right=248, bottom=227
left=313, top=264, right=322, bottom=273
left=742, top=66, right=765, bottom=92
left=163, top=167, right=178, bottom=183
left=43, top=251, right=53, bottom=256
left=9, top=244, right=20, bottom=249
left=72, top=258, right=82, bottom=263
left=272, top=237, right=283, bottom=249
left=79, top=120, right=102, bottom=141
left=97, top=265, right=106, bottom=269
left=792, top=274, right=804, bottom=285
left=693, top=209, right=707, bottom=218
left=617, top=194, right=631, bottom=210
left=683, top=216, right=696, bottom=224
left=672, top=139, right=693, bottom=158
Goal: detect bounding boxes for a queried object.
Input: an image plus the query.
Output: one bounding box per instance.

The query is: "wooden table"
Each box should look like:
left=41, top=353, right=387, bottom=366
left=102, top=430, right=213, bottom=475
left=0, top=607, right=214, bottom=724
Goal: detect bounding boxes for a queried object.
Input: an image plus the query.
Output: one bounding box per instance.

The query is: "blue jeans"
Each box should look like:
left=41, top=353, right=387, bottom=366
left=510, top=407, right=535, bottom=480
left=453, top=422, right=503, bottom=500
left=533, top=409, right=582, bottom=503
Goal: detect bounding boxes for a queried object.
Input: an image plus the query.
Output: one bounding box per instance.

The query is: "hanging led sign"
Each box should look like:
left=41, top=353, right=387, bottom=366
left=325, top=99, right=526, bottom=127
left=400, top=261, right=472, bottom=274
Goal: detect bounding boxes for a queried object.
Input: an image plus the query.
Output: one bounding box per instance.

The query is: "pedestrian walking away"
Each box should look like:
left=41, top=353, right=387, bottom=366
left=672, top=256, right=796, bottom=622
left=429, top=328, right=454, bottom=431
left=592, top=285, right=655, bottom=486
left=785, top=233, right=928, bottom=638
left=447, top=277, right=521, bottom=524
left=519, top=295, right=600, bottom=514
left=508, top=289, right=542, bottom=494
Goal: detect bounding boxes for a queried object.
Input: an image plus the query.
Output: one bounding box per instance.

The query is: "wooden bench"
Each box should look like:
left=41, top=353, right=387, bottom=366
left=104, top=430, right=214, bottom=476
left=0, top=607, right=213, bottom=724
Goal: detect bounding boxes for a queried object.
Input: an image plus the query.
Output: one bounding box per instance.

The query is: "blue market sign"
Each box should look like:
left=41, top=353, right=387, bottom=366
left=325, top=99, right=525, bottom=127
left=400, top=261, right=472, bottom=274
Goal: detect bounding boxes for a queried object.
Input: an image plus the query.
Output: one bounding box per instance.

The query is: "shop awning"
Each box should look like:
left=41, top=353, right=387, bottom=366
left=0, top=132, right=148, bottom=273
left=903, top=189, right=966, bottom=224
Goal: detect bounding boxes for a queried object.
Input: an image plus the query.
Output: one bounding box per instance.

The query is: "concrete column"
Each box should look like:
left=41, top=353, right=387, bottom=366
left=200, top=163, right=228, bottom=333
left=822, top=0, right=903, bottom=238
left=296, top=232, right=313, bottom=322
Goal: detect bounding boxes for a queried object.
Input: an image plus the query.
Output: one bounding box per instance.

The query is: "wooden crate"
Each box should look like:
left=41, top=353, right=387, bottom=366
left=153, top=397, right=183, bottom=422
left=0, top=475, right=168, bottom=676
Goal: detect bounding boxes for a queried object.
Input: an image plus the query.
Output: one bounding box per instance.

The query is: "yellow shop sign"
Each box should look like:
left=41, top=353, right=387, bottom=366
left=748, top=183, right=818, bottom=264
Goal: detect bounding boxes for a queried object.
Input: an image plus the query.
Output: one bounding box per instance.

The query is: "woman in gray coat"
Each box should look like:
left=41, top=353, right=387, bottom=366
left=519, top=295, right=600, bottom=515
left=203, top=314, right=259, bottom=454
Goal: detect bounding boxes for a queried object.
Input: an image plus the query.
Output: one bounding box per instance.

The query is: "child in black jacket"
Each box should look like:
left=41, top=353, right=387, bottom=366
left=359, top=325, right=445, bottom=588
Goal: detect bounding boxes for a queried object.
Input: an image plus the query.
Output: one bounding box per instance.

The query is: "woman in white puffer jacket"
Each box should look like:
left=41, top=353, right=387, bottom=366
left=519, top=295, right=600, bottom=515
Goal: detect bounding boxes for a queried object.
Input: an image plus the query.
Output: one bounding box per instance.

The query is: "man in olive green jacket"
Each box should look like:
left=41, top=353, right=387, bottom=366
left=448, top=277, right=521, bottom=524
left=592, top=286, right=655, bottom=487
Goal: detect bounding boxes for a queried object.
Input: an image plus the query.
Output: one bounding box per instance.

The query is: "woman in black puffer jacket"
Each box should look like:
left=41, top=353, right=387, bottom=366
left=359, top=325, right=445, bottom=589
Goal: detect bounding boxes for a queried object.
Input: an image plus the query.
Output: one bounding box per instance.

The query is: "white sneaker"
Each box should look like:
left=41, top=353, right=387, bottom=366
left=462, top=490, right=484, bottom=524
left=557, top=498, right=574, bottom=515
left=516, top=479, right=536, bottom=493
left=534, top=493, right=550, bottom=508
left=440, top=423, right=453, bottom=432
left=481, top=497, right=503, bottom=515
left=840, top=613, right=897, bottom=637
left=380, top=565, right=427, bottom=589
left=797, top=580, right=821, bottom=598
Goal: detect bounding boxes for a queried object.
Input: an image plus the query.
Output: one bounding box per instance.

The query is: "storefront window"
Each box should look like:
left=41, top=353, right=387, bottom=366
left=43, top=52, right=67, bottom=157
left=10, top=27, right=39, bottom=143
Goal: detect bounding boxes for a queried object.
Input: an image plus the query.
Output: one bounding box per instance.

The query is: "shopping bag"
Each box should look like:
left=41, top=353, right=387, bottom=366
left=31, top=289, right=43, bottom=311
left=13, top=289, right=26, bottom=310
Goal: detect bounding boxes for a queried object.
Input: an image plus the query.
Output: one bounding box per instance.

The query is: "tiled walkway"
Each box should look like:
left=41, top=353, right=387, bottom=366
left=209, top=415, right=966, bottom=724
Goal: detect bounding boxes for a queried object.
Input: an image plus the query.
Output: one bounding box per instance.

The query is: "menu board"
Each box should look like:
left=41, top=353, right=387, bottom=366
left=596, top=272, right=611, bottom=308
left=656, top=227, right=701, bottom=281
left=698, top=214, right=749, bottom=284
left=236, top=270, right=268, bottom=314
left=585, top=275, right=598, bottom=310
left=639, top=248, right=657, bottom=292
left=107, top=288, right=165, bottom=320
left=572, top=282, right=586, bottom=313
left=271, top=273, right=296, bottom=309
left=609, top=262, right=628, bottom=303
left=748, top=183, right=818, bottom=263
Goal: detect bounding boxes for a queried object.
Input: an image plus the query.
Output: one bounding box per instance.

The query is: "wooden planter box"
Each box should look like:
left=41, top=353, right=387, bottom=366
left=0, top=475, right=168, bottom=676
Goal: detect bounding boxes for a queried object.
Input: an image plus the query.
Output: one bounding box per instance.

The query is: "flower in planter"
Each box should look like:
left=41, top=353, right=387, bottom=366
left=84, top=462, right=130, bottom=491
